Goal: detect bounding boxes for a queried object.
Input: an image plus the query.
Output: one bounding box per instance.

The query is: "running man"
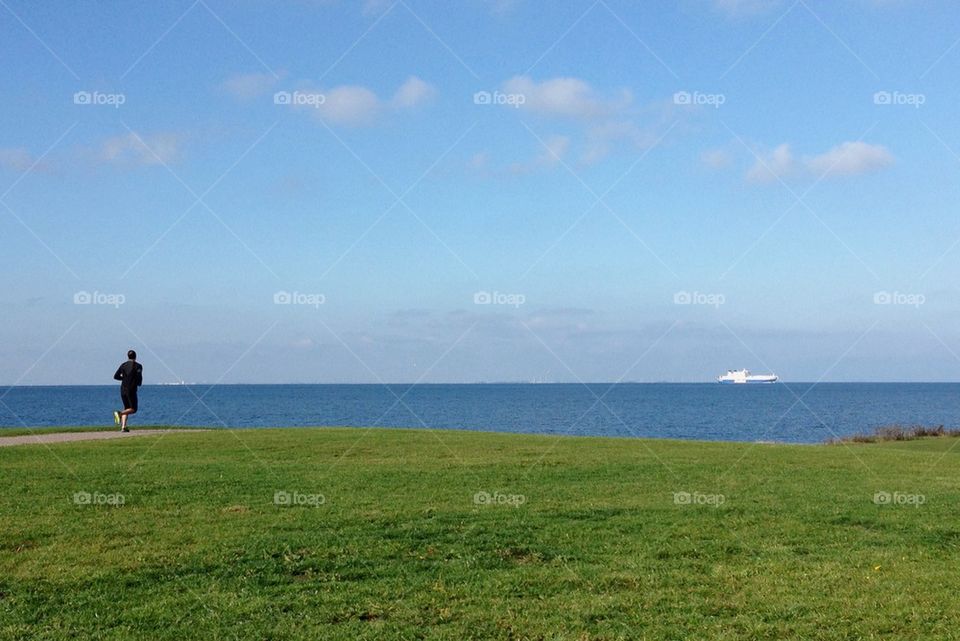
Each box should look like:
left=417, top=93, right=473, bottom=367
left=113, top=350, right=143, bottom=432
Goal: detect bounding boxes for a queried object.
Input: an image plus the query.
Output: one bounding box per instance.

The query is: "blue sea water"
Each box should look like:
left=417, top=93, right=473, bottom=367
left=1, top=383, right=958, bottom=443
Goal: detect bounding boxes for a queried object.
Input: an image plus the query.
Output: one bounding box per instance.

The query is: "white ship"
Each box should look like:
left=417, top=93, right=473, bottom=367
left=717, top=369, right=778, bottom=384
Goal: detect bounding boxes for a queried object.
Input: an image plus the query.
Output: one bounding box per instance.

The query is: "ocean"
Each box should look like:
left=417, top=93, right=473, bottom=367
left=1, top=383, right=958, bottom=443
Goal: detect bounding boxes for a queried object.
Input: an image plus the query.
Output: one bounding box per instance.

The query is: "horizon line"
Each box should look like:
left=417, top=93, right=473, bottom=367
left=4, top=381, right=960, bottom=387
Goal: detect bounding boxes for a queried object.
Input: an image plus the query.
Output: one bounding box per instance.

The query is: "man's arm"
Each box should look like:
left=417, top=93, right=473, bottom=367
left=136, top=365, right=143, bottom=387
left=114, top=365, right=124, bottom=382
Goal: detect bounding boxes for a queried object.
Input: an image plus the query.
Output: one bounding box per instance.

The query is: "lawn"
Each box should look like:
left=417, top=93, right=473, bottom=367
left=1, top=427, right=959, bottom=640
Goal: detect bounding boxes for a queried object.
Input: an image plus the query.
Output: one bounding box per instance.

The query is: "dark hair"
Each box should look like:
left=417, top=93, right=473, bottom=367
left=127, top=350, right=137, bottom=360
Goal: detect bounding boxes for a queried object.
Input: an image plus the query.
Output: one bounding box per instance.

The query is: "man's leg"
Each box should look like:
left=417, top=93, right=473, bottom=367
left=119, top=390, right=137, bottom=430
left=120, top=409, right=136, bottom=430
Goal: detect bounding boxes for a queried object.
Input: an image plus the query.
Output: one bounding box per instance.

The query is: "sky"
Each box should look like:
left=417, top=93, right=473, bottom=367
left=1, top=0, right=959, bottom=384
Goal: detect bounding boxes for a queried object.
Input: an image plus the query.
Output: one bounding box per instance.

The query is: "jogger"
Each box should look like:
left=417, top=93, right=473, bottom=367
left=113, top=350, right=143, bottom=432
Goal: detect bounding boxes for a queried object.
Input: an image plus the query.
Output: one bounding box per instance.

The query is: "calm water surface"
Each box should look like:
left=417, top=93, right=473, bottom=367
left=2, top=383, right=958, bottom=443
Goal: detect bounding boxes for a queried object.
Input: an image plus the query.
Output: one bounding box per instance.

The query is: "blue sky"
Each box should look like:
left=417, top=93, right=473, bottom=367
left=1, top=0, right=959, bottom=384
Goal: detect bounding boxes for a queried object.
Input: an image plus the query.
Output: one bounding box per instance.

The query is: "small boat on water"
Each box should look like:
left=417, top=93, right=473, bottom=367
left=717, top=369, right=778, bottom=384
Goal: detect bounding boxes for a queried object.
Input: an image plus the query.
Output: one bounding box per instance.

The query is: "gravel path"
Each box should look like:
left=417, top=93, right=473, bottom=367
left=0, top=429, right=196, bottom=447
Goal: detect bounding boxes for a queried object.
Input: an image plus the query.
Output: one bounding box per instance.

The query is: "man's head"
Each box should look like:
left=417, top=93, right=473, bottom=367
left=127, top=350, right=137, bottom=361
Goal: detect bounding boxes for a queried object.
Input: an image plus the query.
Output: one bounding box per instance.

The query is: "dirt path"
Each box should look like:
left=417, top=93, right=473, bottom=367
left=0, top=429, right=196, bottom=447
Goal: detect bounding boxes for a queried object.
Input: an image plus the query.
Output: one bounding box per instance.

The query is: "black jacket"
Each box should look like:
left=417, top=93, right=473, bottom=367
left=114, top=360, right=143, bottom=390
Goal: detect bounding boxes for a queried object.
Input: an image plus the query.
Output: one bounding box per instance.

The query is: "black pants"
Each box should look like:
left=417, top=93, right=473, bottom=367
left=121, top=387, right=138, bottom=413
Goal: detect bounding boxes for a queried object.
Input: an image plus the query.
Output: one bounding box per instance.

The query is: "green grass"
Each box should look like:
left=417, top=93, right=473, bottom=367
left=2, top=427, right=960, bottom=640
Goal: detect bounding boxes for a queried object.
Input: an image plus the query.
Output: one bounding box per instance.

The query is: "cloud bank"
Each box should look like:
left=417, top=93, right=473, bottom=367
left=493, top=75, right=674, bottom=167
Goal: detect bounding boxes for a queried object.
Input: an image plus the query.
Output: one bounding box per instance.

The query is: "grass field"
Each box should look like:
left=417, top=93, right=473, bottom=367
left=2, top=426, right=959, bottom=640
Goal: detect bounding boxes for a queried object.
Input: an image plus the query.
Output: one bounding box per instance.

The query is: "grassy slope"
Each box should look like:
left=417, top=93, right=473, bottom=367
left=1, top=427, right=959, bottom=640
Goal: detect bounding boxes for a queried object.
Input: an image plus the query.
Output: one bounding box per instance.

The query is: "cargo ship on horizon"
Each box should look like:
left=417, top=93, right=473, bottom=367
left=717, top=369, right=779, bottom=384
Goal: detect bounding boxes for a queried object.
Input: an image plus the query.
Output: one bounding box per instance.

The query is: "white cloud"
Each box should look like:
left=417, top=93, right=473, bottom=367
left=495, top=75, right=676, bottom=165
left=313, top=85, right=381, bottom=126
left=224, top=72, right=435, bottom=127
left=746, top=143, right=794, bottom=183
left=700, top=148, right=732, bottom=169
left=582, top=120, right=658, bottom=165
left=98, top=132, right=182, bottom=166
left=2, top=136, right=183, bottom=173
left=477, top=75, right=680, bottom=167
left=0, top=148, right=38, bottom=172
left=293, top=77, right=436, bottom=127
left=744, top=141, right=895, bottom=183
left=221, top=71, right=282, bottom=100
left=502, top=75, right=631, bottom=120
left=390, top=75, right=436, bottom=108
left=805, top=141, right=894, bottom=177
